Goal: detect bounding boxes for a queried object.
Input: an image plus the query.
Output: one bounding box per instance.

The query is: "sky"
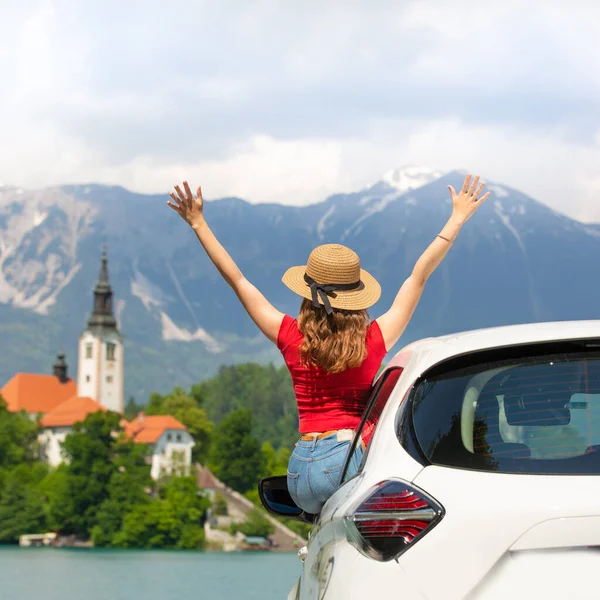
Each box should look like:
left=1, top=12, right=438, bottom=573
left=1, top=0, right=600, bottom=221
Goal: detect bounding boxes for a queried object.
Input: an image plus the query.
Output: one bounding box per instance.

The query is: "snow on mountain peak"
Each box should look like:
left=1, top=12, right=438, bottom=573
left=382, top=165, right=444, bottom=194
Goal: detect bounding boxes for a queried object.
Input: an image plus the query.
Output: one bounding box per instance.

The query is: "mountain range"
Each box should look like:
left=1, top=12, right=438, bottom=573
left=1, top=166, right=598, bottom=401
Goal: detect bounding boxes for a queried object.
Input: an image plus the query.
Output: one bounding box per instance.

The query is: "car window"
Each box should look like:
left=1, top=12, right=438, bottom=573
left=340, top=367, right=404, bottom=484
left=409, top=349, right=600, bottom=474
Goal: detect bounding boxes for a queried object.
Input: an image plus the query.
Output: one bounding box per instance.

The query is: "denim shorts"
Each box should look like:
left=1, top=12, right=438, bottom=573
left=287, top=432, right=364, bottom=514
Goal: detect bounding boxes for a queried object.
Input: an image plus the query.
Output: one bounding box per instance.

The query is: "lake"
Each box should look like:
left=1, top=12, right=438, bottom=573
left=0, top=547, right=300, bottom=600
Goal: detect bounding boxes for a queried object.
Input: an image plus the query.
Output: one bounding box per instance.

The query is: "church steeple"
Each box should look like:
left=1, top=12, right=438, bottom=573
left=78, top=245, right=124, bottom=414
left=87, top=246, right=118, bottom=332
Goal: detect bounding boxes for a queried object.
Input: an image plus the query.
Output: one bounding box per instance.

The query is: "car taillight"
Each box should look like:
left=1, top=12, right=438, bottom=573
left=344, top=479, right=444, bottom=561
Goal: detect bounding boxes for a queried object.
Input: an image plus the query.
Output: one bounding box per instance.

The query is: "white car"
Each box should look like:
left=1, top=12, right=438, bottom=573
left=260, top=320, right=600, bottom=600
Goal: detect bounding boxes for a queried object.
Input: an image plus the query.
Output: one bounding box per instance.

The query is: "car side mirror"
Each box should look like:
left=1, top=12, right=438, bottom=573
left=258, top=476, right=317, bottom=523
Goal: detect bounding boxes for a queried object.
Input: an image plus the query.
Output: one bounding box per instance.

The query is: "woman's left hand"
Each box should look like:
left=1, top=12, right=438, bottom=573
left=448, top=174, right=490, bottom=224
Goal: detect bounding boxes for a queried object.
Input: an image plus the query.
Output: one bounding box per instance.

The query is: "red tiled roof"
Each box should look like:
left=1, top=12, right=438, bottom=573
left=1, top=374, right=77, bottom=414
left=40, top=396, right=105, bottom=428
left=124, top=413, right=187, bottom=444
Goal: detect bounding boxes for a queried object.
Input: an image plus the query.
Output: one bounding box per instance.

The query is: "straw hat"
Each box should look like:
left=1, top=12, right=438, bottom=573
left=282, top=244, right=381, bottom=313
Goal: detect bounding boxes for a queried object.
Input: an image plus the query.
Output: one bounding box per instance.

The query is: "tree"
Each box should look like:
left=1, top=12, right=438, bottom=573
left=57, top=411, right=123, bottom=536
left=208, top=409, right=265, bottom=493
left=145, top=388, right=213, bottom=462
left=112, top=476, right=208, bottom=549
left=0, top=397, right=39, bottom=472
left=90, top=440, right=153, bottom=546
left=113, top=502, right=177, bottom=549
left=0, top=398, right=47, bottom=543
left=212, top=491, right=228, bottom=516
left=189, top=383, right=206, bottom=408
left=0, top=393, right=215, bottom=549
left=39, top=467, right=73, bottom=532
left=261, top=441, right=290, bottom=478
left=193, top=364, right=298, bottom=451
left=124, top=396, right=141, bottom=420
left=261, top=441, right=278, bottom=477
left=144, top=392, right=165, bottom=415
left=230, top=508, right=275, bottom=538
left=0, top=464, right=48, bottom=543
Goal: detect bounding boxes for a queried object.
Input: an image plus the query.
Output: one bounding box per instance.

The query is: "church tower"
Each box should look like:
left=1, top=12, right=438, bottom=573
left=77, top=247, right=124, bottom=413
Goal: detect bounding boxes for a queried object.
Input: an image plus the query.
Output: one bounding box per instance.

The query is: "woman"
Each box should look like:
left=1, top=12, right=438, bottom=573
left=168, top=174, right=488, bottom=513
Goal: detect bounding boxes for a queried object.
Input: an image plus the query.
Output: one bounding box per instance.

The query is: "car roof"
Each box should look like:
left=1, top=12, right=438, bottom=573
left=388, top=320, right=600, bottom=375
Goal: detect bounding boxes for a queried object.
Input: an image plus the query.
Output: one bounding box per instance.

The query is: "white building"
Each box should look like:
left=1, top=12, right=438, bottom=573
left=77, top=249, right=124, bottom=414
left=124, top=413, right=195, bottom=480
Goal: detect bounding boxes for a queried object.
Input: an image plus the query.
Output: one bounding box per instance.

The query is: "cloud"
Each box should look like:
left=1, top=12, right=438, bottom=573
left=0, top=0, right=599, bottom=220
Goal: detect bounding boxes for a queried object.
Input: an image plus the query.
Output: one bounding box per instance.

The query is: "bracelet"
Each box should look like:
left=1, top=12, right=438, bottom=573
left=437, top=234, right=453, bottom=244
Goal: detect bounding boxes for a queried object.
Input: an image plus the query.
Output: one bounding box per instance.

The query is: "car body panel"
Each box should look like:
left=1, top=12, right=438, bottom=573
left=510, top=515, right=600, bottom=550
left=289, top=320, right=600, bottom=599
left=465, top=548, right=600, bottom=600
left=298, top=534, right=428, bottom=599
left=406, top=466, right=600, bottom=599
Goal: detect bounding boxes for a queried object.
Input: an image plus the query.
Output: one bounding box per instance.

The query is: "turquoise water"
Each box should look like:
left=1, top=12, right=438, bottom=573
left=0, top=547, right=300, bottom=600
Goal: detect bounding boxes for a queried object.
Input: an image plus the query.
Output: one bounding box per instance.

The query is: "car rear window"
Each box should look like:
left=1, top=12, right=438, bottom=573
left=410, top=349, right=600, bottom=474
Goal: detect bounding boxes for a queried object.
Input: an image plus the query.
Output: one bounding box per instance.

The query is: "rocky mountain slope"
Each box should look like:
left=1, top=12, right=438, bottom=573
left=1, top=166, right=598, bottom=400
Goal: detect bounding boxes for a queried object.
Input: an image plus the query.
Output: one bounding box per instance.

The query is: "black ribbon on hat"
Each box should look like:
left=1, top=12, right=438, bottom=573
left=304, top=274, right=361, bottom=315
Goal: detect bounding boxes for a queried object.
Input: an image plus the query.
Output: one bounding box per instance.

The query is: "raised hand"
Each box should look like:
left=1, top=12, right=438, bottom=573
left=168, top=181, right=205, bottom=228
left=448, top=174, right=490, bottom=224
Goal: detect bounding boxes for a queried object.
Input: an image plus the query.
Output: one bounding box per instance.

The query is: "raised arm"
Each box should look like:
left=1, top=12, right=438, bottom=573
left=376, top=174, right=489, bottom=351
left=168, top=181, right=284, bottom=343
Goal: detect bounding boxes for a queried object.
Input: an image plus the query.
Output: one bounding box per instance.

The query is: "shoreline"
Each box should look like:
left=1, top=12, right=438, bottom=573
left=4, top=544, right=299, bottom=554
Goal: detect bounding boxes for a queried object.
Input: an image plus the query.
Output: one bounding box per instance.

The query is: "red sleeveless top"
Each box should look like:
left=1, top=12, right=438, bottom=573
left=277, top=315, right=388, bottom=433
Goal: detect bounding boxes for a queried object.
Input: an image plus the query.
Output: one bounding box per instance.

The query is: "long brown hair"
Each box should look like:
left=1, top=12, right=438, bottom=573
left=297, top=298, right=369, bottom=373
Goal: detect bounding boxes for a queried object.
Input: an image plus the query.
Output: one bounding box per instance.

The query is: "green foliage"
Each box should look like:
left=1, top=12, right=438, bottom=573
left=45, top=411, right=207, bottom=548
left=0, top=464, right=49, bottom=543
left=281, top=518, right=312, bottom=540
left=245, top=440, right=312, bottom=541
left=112, top=477, right=208, bottom=549
left=244, top=482, right=313, bottom=542
left=57, top=411, right=123, bottom=536
left=40, top=467, right=73, bottom=532
left=0, top=397, right=39, bottom=470
left=208, top=408, right=265, bottom=493
left=124, top=396, right=141, bottom=420
left=145, top=387, right=213, bottom=462
left=143, top=363, right=297, bottom=485
left=0, top=361, right=308, bottom=548
left=229, top=508, right=274, bottom=538
left=0, top=399, right=49, bottom=543
left=90, top=440, right=153, bottom=546
left=261, top=441, right=290, bottom=477
left=212, top=491, right=228, bottom=516
left=193, top=364, right=298, bottom=450
left=261, top=441, right=278, bottom=476
left=116, top=501, right=205, bottom=549
left=242, top=489, right=312, bottom=540
left=193, top=367, right=312, bottom=539
left=0, top=401, right=211, bottom=548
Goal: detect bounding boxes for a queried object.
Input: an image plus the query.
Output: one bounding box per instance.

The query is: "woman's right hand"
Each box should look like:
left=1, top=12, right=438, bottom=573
left=168, top=181, right=205, bottom=229
left=448, top=174, right=489, bottom=224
